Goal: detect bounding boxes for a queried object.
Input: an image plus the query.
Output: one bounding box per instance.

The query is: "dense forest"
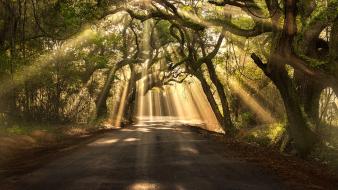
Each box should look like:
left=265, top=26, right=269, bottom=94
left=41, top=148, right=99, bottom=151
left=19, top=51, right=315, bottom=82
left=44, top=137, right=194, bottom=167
left=0, top=0, right=337, bottom=167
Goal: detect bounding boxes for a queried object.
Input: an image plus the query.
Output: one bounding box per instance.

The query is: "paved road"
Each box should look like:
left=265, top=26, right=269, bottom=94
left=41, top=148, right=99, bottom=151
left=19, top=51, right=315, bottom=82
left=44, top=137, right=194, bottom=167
left=2, top=121, right=285, bottom=190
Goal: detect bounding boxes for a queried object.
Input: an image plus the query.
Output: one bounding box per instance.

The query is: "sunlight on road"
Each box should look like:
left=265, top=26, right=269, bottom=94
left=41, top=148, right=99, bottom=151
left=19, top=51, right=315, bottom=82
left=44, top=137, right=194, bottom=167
left=124, top=138, right=140, bottom=142
left=128, top=181, right=161, bottom=190
left=179, top=146, right=199, bottom=155
left=88, top=138, right=119, bottom=146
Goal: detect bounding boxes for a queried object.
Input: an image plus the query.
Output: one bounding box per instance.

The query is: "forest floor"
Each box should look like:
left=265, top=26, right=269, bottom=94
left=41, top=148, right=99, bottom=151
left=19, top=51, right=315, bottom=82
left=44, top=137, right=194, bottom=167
left=0, top=122, right=337, bottom=190
left=196, top=127, right=338, bottom=190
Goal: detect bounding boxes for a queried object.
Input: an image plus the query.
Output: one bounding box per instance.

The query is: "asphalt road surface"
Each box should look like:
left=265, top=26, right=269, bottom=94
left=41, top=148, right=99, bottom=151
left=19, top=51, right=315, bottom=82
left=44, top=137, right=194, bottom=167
left=2, top=120, right=285, bottom=190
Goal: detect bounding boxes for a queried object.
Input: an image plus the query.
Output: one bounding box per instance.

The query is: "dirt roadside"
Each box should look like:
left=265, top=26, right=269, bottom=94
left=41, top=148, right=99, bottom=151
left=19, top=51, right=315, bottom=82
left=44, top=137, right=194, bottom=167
left=0, top=126, right=117, bottom=178
left=190, top=127, right=338, bottom=190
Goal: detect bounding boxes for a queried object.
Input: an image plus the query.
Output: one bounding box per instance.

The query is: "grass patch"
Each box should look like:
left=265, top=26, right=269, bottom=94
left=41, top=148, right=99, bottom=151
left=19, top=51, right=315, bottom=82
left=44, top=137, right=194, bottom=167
left=239, top=123, right=285, bottom=146
left=239, top=122, right=338, bottom=173
left=0, top=123, right=56, bottom=136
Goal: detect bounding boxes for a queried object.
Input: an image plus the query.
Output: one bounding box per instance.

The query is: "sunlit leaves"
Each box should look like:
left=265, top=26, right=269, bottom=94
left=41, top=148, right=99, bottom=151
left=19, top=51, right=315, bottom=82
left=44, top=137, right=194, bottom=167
left=231, top=17, right=255, bottom=30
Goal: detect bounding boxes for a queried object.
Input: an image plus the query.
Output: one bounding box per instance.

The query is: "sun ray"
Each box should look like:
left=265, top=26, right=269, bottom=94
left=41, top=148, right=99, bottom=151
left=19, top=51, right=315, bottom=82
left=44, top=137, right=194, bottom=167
left=114, top=80, right=130, bottom=128
left=228, top=77, right=276, bottom=123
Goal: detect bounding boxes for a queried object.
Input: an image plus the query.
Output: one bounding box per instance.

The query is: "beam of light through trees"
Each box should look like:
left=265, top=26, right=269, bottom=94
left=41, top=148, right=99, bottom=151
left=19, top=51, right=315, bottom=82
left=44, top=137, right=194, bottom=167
left=0, top=12, right=127, bottom=97
left=228, top=77, right=276, bottom=123
left=0, top=29, right=97, bottom=96
left=114, top=80, right=130, bottom=128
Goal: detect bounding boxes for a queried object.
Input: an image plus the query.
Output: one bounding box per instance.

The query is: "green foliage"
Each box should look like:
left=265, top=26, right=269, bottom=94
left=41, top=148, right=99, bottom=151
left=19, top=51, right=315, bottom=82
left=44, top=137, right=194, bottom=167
left=240, top=112, right=254, bottom=127
left=0, top=52, right=11, bottom=76
left=306, top=0, right=338, bottom=27
left=156, top=20, right=176, bottom=46
left=0, top=19, right=4, bottom=30
left=60, top=1, right=97, bottom=28
left=231, top=17, right=255, bottom=30
left=87, top=55, right=108, bottom=68
left=0, top=122, right=55, bottom=136
left=241, top=123, right=286, bottom=146
left=293, top=34, right=328, bottom=67
left=295, top=0, right=338, bottom=66
left=181, top=5, right=193, bottom=12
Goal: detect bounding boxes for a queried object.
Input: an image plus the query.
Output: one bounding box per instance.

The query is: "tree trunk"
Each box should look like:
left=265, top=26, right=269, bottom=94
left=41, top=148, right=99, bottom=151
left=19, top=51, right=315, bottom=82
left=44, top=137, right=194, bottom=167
left=294, top=70, right=324, bottom=125
left=193, top=70, right=224, bottom=131
left=262, top=0, right=317, bottom=157
left=123, top=66, right=137, bottom=125
left=330, top=18, right=338, bottom=94
left=95, top=66, right=117, bottom=119
left=251, top=52, right=318, bottom=157
left=303, top=85, right=322, bottom=125
left=279, top=87, right=317, bottom=156
left=205, top=60, right=235, bottom=134
left=270, top=59, right=317, bottom=157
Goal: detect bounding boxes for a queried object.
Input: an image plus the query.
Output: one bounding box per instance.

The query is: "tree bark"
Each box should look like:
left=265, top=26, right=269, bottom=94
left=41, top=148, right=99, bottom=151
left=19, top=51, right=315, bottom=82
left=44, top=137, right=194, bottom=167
left=294, top=70, right=325, bottom=125
left=95, top=66, right=117, bottom=119
left=205, top=59, right=235, bottom=134
left=272, top=66, right=317, bottom=156
left=252, top=52, right=318, bottom=156
left=193, top=70, right=224, bottom=131
left=123, top=65, right=137, bottom=125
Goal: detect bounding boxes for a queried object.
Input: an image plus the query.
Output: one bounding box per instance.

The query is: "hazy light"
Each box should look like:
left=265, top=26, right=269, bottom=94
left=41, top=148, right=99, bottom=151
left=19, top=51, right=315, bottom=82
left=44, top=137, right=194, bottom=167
left=137, top=74, right=146, bottom=120
left=188, top=80, right=223, bottom=132
left=136, top=127, right=151, bottom=133
left=148, top=87, right=154, bottom=121
left=133, top=75, right=223, bottom=133
left=0, top=29, right=98, bottom=96
left=120, top=128, right=133, bottom=132
left=228, top=78, right=275, bottom=123
left=89, top=138, right=119, bottom=146
left=128, top=181, right=160, bottom=190
left=179, top=146, right=199, bottom=155
left=114, top=81, right=130, bottom=128
left=124, top=138, right=140, bottom=142
left=175, top=184, right=186, bottom=190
